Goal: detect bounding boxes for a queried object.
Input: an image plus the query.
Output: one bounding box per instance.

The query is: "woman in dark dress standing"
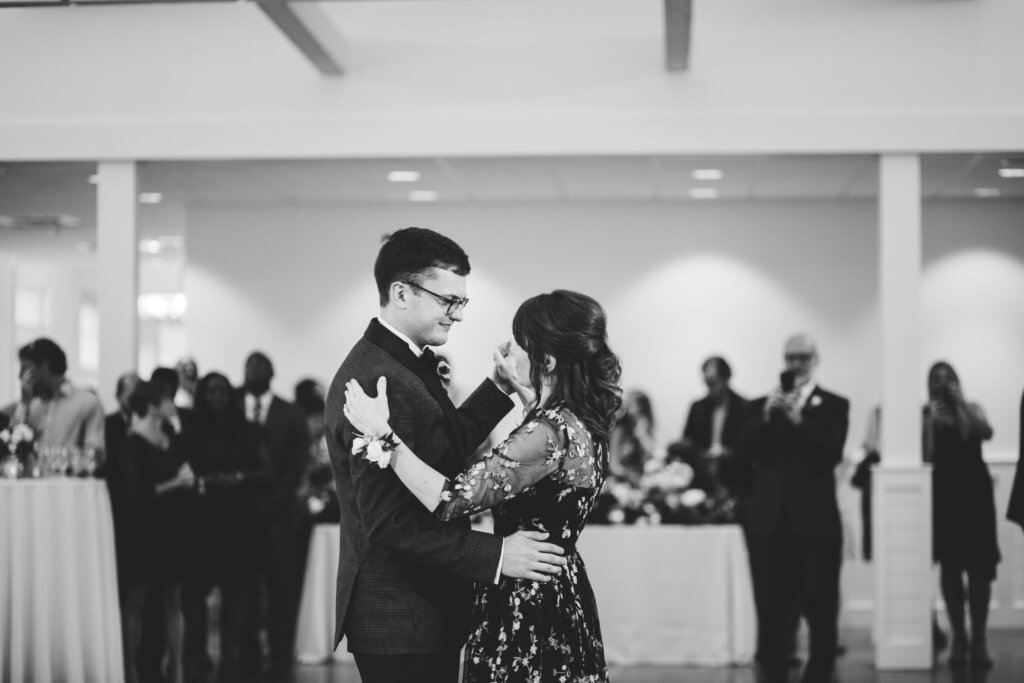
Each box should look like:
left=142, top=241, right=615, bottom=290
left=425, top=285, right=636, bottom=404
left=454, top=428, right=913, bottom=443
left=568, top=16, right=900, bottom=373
left=183, top=372, right=269, bottom=681
left=924, top=361, right=999, bottom=669
left=109, top=381, right=196, bottom=683
left=344, top=290, right=621, bottom=682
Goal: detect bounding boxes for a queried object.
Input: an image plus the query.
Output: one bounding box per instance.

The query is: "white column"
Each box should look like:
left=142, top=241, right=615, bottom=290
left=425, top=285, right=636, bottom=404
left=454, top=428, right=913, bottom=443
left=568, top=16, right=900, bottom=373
left=873, top=154, right=932, bottom=670
left=96, top=161, right=138, bottom=412
left=0, top=254, right=15, bottom=399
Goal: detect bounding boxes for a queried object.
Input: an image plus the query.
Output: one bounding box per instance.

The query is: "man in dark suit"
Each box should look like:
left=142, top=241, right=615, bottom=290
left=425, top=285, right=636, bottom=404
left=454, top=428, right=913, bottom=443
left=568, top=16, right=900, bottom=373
left=739, top=334, right=849, bottom=683
left=239, top=350, right=310, bottom=676
left=678, top=356, right=750, bottom=497
left=326, top=227, right=567, bottom=683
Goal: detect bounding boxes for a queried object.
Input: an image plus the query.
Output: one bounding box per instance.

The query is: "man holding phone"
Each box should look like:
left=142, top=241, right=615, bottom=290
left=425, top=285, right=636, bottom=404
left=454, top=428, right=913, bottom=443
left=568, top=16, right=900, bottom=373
left=738, top=333, right=850, bottom=683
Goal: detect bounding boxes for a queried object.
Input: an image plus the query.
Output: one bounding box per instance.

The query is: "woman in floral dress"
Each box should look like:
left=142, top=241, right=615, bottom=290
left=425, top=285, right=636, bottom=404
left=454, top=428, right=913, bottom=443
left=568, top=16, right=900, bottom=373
left=344, top=289, right=622, bottom=683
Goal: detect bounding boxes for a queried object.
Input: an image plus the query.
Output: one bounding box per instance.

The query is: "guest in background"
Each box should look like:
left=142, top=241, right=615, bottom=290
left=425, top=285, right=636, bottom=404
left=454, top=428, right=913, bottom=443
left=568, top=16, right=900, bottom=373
left=108, top=381, right=195, bottom=683
left=142, top=366, right=194, bottom=680
left=18, top=337, right=105, bottom=461
left=1008, top=387, right=1024, bottom=533
left=924, top=361, right=999, bottom=669
left=104, top=372, right=140, bottom=476
left=294, top=378, right=337, bottom=617
left=240, top=352, right=310, bottom=676
left=174, top=357, right=199, bottom=410
left=738, top=334, right=849, bottom=683
left=674, top=356, right=751, bottom=502
left=608, top=390, right=656, bottom=485
left=183, top=372, right=269, bottom=681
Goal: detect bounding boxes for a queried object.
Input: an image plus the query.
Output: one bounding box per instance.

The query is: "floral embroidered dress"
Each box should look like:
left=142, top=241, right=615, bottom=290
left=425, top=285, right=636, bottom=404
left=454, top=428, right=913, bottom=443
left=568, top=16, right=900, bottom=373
left=436, top=404, right=609, bottom=683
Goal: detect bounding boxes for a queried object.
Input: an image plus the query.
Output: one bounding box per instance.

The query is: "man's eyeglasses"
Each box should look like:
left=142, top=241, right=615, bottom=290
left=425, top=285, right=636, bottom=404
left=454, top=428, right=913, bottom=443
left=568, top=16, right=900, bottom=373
left=784, top=352, right=815, bottom=363
left=404, top=282, right=470, bottom=316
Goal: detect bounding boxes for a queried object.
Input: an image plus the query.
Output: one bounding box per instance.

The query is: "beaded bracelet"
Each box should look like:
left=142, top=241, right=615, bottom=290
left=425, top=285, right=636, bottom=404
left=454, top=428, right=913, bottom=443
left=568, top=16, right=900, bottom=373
left=352, top=431, right=400, bottom=469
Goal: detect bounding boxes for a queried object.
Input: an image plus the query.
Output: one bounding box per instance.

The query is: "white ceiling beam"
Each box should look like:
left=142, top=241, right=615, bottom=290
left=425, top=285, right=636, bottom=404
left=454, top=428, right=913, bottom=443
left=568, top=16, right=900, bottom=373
left=257, top=0, right=347, bottom=76
left=665, top=0, right=692, bottom=72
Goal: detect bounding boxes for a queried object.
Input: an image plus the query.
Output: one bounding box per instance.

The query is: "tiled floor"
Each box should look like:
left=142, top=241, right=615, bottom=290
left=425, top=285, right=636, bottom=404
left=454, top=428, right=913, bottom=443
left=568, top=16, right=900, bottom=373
left=185, top=628, right=1024, bottom=683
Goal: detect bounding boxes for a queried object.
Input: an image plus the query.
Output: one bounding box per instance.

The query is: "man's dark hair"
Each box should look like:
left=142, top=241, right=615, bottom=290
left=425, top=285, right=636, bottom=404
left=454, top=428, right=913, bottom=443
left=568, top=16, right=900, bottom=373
left=245, top=351, right=274, bottom=374
left=128, top=380, right=165, bottom=419
left=18, top=337, right=68, bottom=376
left=373, top=227, right=471, bottom=306
left=702, top=355, right=733, bottom=381
left=150, top=367, right=180, bottom=398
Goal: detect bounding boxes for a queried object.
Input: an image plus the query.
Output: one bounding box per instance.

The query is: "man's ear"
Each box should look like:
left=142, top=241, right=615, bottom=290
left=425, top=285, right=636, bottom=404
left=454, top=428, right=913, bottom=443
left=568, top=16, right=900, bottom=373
left=389, top=282, right=409, bottom=309
left=543, top=355, right=557, bottom=374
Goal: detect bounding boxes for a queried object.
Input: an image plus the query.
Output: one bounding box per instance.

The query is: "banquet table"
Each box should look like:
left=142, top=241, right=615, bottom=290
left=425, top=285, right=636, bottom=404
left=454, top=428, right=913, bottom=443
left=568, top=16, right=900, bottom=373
left=294, top=523, right=756, bottom=667
left=0, top=479, right=125, bottom=683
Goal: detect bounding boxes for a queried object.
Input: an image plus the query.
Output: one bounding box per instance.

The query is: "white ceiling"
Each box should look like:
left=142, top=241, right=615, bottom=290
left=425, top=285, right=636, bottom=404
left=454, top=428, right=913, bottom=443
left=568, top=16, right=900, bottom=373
left=0, top=154, right=1021, bottom=256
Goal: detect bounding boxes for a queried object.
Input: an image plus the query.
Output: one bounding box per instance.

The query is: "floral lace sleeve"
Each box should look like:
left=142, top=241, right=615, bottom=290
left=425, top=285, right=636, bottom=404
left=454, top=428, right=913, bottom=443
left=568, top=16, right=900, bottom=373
left=434, top=412, right=568, bottom=521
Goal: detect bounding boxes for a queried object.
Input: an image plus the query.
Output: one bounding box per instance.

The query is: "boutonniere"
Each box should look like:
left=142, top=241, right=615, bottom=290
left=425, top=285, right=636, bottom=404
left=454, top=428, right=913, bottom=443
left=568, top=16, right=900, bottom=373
left=436, top=359, right=452, bottom=387
left=810, top=395, right=823, bottom=408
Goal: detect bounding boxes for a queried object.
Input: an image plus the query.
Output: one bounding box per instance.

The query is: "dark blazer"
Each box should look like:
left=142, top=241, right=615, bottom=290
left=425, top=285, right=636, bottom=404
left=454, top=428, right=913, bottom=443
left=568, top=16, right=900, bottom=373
left=681, top=389, right=751, bottom=493
left=738, top=385, right=850, bottom=539
left=682, top=388, right=749, bottom=452
left=326, top=319, right=513, bottom=654
left=251, top=395, right=309, bottom=517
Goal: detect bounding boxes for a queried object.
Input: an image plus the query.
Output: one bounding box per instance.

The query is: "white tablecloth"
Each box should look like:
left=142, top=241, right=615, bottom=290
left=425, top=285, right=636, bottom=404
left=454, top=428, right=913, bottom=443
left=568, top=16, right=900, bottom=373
left=578, top=525, right=756, bottom=666
left=295, top=523, right=755, bottom=667
left=0, top=479, right=124, bottom=683
left=294, top=524, right=353, bottom=664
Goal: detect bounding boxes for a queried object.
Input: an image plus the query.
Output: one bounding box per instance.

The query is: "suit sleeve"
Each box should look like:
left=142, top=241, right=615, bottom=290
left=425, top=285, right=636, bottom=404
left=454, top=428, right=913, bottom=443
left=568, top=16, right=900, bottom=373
left=453, top=379, right=515, bottom=458
left=339, top=373, right=502, bottom=584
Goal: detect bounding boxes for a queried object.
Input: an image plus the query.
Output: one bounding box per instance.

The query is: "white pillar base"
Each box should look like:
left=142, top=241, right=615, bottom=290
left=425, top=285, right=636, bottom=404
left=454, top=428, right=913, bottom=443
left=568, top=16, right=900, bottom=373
left=872, top=464, right=933, bottom=670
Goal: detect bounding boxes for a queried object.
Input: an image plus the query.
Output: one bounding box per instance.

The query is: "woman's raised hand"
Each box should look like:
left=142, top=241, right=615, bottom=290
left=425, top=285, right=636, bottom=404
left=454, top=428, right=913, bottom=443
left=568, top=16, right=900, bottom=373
left=343, top=377, right=392, bottom=437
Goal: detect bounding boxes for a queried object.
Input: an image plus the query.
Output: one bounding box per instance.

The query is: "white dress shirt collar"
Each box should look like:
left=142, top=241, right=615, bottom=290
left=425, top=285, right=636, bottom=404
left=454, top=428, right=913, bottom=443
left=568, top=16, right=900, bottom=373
left=244, top=390, right=273, bottom=424
left=377, top=316, right=424, bottom=357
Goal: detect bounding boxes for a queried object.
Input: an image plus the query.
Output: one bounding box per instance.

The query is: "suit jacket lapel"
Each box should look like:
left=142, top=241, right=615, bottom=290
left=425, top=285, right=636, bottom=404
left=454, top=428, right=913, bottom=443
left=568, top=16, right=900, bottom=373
left=362, top=319, right=466, bottom=456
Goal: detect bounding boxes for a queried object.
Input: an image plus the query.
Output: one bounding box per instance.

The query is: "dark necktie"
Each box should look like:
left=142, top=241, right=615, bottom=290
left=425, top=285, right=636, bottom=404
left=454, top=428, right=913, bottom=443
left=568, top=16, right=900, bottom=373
left=252, top=398, right=262, bottom=424
left=420, top=348, right=437, bottom=372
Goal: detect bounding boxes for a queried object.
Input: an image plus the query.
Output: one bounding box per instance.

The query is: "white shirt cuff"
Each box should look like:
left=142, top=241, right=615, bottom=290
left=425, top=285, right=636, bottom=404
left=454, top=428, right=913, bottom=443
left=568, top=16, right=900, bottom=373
left=494, top=541, right=505, bottom=584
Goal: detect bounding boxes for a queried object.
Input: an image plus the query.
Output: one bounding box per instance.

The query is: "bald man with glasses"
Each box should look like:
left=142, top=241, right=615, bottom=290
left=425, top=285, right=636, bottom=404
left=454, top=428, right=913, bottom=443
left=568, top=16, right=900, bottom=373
left=738, top=334, right=850, bottom=683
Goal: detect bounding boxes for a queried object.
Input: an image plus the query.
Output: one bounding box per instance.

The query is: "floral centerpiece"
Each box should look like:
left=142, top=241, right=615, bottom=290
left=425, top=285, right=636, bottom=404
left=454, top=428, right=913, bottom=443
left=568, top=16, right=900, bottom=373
left=0, top=423, right=36, bottom=479
left=589, top=458, right=740, bottom=525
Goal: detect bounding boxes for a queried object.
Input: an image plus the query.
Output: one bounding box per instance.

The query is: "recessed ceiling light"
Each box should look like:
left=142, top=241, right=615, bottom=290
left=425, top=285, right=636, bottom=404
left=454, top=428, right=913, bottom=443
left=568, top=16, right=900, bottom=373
left=689, top=188, right=719, bottom=199
left=138, top=192, right=163, bottom=205
left=973, top=188, right=1001, bottom=198
left=409, top=190, right=439, bottom=202
left=691, top=169, right=724, bottom=181
left=389, top=171, right=421, bottom=183
left=138, top=239, right=162, bottom=254
left=87, top=174, right=99, bottom=185
left=998, top=167, right=1024, bottom=179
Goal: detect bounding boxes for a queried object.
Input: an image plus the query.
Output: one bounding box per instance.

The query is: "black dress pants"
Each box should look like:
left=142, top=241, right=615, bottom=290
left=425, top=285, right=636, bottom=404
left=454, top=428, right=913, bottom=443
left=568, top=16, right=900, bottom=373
left=748, top=529, right=842, bottom=683
left=354, top=650, right=461, bottom=683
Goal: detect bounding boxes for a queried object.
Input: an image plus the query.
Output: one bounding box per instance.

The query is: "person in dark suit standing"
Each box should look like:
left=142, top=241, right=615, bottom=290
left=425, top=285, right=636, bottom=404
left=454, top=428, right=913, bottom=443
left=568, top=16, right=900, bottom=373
left=739, top=333, right=849, bottom=683
left=238, top=351, right=310, bottom=676
left=677, top=356, right=751, bottom=499
left=325, top=227, right=567, bottom=683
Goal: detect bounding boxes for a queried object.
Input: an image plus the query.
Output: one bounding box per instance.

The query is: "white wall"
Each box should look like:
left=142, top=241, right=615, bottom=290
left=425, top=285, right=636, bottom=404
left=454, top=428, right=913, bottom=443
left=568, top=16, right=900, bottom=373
left=185, top=199, right=1024, bottom=458
left=2, top=0, right=1023, bottom=159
